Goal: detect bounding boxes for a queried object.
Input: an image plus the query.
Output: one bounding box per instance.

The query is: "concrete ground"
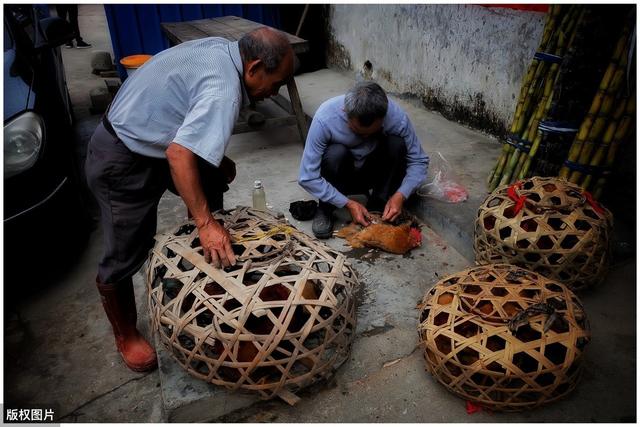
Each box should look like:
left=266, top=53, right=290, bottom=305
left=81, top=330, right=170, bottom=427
left=3, top=4, right=636, bottom=423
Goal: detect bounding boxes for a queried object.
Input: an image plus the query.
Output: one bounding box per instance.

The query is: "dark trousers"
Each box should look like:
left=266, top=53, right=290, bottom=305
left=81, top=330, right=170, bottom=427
left=85, top=122, right=227, bottom=284
left=320, top=134, right=407, bottom=212
left=56, top=5, right=83, bottom=42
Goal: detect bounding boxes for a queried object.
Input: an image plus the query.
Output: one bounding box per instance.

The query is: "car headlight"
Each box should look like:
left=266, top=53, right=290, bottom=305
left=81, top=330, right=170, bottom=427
left=4, top=111, right=44, bottom=179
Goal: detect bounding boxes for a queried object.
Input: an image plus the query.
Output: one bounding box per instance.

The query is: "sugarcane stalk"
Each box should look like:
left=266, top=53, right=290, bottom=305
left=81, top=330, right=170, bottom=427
left=582, top=94, right=635, bottom=190
left=487, top=145, right=512, bottom=189
left=570, top=96, right=627, bottom=184
left=519, top=84, right=557, bottom=179
left=592, top=95, right=636, bottom=198
left=566, top=48, right=629, bottom=183
left=519, top=134, right=542, bottom=179
left=499, top=82, right=550, bottom=186
left=580, top=112, right=622, bottom=190
left=511, top=64, right=539, bottom=134
left=490, top=61, right=542, bottom=186
left=513, top=152, right=528, bottom=182
left=592, top=118, right=633, bottom=199
left=513, top=81, right=558, bottom=180
left=559, top=25, right=631, bottom=179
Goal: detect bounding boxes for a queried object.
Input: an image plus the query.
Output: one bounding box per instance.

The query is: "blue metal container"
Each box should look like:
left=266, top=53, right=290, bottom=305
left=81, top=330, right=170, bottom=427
left=104, top=4, right=281, bottom=79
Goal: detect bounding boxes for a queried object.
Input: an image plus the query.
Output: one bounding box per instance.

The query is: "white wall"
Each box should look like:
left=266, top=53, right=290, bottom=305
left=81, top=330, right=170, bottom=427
left=327, top=4, right=546, bottom=134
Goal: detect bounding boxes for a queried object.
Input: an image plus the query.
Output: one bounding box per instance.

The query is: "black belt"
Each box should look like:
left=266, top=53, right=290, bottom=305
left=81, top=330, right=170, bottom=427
left=102, top=114, right=118, bottom=139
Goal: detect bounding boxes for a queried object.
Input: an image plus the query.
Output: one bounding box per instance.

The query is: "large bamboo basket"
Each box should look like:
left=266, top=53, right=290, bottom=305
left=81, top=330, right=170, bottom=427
left=474, top=176, right=613, bottom=290
left=146, top=207, right=359, bottom=404
left=417, top=264, right=591, bottom=411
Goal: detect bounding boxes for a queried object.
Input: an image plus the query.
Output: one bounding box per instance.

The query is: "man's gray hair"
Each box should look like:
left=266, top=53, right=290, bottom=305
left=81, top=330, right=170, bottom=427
left=344, top=81, right=388, bottom=126
left=238, top=27, right=291, bottom=73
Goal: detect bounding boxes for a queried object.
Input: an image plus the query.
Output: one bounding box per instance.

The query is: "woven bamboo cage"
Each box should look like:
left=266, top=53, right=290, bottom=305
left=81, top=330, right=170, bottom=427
left=146, top=207, right=359, bottom=404
left=474, top=176, right=613, bottom=291
left=417, top=264, right=591, bottom=411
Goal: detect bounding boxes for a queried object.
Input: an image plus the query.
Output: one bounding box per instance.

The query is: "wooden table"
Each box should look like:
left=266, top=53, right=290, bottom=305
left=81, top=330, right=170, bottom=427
left=161, top=16, right=310, bottom=143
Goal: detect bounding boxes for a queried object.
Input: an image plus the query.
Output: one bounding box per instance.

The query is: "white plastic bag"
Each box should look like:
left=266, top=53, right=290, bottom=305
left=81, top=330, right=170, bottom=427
left=417, top=152, right=468, bottom=203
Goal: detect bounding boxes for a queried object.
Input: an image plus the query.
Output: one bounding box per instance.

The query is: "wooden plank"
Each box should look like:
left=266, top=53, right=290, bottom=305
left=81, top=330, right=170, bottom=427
left=286, top=79, right=309, bottom=143
left=161, top=22, right=209, bottom=44
left=161, top=16, right=309, bottom=53
left=271, top=94, right=293, bottom=114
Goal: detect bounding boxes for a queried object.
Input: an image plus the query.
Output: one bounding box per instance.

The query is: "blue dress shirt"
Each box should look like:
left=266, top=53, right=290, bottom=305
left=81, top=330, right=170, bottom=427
left=298, top=95, right=429, bottom=207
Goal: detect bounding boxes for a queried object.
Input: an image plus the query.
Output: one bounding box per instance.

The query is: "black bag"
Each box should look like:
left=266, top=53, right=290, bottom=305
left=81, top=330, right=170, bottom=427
left=289, top=200, right=318, bottom=221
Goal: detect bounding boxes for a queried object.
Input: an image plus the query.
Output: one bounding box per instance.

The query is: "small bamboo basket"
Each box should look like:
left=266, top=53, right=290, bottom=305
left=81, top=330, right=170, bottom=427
left=417, top=264, right=591, bottom=411
left=474, top=176, right=613, bottom=290
left=146, top=207, right=359, bottom=404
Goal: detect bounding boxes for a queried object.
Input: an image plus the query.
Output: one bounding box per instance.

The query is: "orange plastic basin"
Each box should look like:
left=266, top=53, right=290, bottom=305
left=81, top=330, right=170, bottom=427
left=120, top=54, right=153, bottom=69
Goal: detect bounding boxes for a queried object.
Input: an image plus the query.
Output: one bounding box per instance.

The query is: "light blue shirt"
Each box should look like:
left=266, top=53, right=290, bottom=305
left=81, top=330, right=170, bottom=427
left=298, top=95, right=429, bottom=207
left=108, top=37, right=249, bottom=167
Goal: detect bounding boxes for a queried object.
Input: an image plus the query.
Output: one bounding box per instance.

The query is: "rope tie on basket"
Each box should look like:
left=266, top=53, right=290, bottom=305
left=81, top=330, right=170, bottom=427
left=508, top=300, right=567, bottom=334
left=232, top=224, right=297, bottom=243
left=582, top=191, right=605, bottom=215
left=508, top=181, right=605, bottom=216
left=507, top=181, right=528, bottom=214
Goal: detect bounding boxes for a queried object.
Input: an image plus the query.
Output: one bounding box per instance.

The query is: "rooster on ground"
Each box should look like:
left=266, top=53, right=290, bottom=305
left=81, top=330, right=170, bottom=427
left=335, top=212, right=422, bottom=255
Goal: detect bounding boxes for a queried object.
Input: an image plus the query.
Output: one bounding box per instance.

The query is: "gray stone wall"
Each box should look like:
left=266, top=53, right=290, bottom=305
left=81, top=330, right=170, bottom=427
left=326, top=4, right=546, bottom=135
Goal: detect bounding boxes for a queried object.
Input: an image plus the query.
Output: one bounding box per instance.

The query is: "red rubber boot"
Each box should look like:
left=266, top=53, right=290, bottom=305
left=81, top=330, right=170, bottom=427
left=96, top=278, right=158, bottom=372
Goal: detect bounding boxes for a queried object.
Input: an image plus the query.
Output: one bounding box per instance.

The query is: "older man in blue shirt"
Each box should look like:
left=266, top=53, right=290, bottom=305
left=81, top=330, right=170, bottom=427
left=299, top=81, right=429, bottom=238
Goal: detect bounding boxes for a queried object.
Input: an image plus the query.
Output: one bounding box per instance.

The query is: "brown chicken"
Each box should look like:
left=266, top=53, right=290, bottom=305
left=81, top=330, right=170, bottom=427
left=335, top=214, right=422, bottom=255
left=214, top=279, right=318, bottom=382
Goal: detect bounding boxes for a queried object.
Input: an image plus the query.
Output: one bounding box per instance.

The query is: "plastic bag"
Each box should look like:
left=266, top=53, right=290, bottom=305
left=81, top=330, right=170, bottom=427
left=417, top=152, right=468, bottom=203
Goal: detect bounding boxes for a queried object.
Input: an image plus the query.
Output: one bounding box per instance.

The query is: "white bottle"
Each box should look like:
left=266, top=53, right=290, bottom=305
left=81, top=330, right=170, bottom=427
left=252, top=180, right=267, bottom=210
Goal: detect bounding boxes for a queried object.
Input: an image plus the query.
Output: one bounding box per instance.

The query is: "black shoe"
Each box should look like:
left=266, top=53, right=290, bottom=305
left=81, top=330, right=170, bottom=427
left=64, top=41, right=74, bottom=48
left=312, top=208, right=334, bottom=239
left=76, top=40, right=92, bottom=49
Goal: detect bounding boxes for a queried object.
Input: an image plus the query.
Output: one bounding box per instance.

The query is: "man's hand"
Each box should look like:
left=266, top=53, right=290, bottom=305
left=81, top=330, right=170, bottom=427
left=382, top=192, right=405, bottom=222
left=219, top=156, right=236, bottom=184
left=197, top=218, right=237, bottom=268
left=165, top=143, right=236, bottom=268
left=345, top=199, right=372, bottom=227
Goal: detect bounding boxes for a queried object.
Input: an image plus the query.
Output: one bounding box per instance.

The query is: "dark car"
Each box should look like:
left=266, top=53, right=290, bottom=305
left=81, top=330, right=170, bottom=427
left=4, top=5, right=90, bottom=278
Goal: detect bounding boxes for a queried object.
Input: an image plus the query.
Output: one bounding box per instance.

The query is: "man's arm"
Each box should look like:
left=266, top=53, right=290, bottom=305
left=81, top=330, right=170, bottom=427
left=396, top=115, right=429, bottom=199
left=298, top=119, right=348, bottom=207
left=166, top=143, right=236, bottom=268
left=382, top=113, right=429, bottom=222
left=298, top=118, right=370, bottom=226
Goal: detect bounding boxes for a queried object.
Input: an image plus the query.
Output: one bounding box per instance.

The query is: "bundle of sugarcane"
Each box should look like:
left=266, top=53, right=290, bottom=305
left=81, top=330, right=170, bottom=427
left=527, top=6, right=636, bottom=180
left=487, top=5, right=582, bottom=191
left=558, top=20, right=634, bottom=185
left=494, top=6, right=584, bottom=188
left=519, top=7, right=596, bottom=180
left=486, top=5, right=562, bottom=190
left=590, top=93, right=635, bottom=199
left=527, top=6, right=622, bottom=179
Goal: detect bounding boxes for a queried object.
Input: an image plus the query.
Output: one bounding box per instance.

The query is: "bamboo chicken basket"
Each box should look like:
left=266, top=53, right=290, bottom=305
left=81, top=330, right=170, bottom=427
left=474, top=177, right=613, bottom=290
left=417, top=264, right=591, bottom=411
left=146, top=207, right=359, bottom=404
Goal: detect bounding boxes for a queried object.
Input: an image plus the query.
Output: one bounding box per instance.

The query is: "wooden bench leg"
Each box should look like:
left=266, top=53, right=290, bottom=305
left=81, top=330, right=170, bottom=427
left=286, top=78, right=308, bottom=144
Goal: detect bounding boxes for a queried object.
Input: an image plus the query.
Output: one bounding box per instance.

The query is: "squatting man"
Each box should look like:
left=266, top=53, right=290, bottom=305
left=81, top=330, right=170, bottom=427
left=298, top=80, right=430, bottom=238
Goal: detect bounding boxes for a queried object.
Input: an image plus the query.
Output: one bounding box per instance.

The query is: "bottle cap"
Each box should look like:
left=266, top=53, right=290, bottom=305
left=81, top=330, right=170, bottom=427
left=254, top=180, right=262, bottom=188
